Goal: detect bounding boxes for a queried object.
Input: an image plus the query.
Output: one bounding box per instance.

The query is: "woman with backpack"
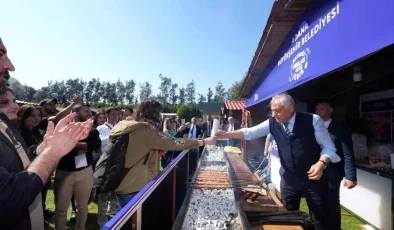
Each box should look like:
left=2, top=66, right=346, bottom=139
left=100, top=99, right=216, bottom=208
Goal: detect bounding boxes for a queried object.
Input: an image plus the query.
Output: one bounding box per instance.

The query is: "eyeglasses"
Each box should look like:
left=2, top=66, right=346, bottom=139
left=168, top=120, right=174, bottom=123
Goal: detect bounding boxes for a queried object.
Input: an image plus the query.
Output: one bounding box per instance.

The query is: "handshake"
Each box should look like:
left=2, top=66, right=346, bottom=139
left=200, top=129, right=229, bottom=146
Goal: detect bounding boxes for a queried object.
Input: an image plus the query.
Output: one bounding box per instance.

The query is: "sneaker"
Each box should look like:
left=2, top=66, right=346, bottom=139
left=97, top=216, right=108, bottom=228
left=70, top=211, right=76, bottom=222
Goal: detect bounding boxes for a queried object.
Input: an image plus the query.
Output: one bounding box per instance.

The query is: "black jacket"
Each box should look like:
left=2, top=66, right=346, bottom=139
left=57, top=127, right=101, bottom=171
left=183, top=125, right=203, bottom=138
left=0, top=113, right=44, bottom=230
left=327, top=120, right=357, bottom=182
left=202, top=120, right=213, bottom=137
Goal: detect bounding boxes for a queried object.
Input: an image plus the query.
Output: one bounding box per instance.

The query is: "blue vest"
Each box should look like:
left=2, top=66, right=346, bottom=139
left=269, top=112, right=321, bottom=177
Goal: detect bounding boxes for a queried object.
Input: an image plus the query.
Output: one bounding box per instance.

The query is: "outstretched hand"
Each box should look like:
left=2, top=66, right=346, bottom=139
left=214, top=130, right=227, bottom=138
left=43, top=113, right=93, bottom=157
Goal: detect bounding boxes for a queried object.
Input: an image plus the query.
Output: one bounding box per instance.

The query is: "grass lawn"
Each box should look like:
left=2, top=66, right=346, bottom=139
left=299, top=198, right=365, bottom=230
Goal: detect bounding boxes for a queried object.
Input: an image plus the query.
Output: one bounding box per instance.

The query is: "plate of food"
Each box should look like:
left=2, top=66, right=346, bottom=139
left=224, top=146, right=241, bottom=154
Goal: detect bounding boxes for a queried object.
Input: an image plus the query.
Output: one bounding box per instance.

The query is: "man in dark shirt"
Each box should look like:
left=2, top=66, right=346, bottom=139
left=0, top=37, right=93, bottom=230
left=54, top=104, right=101, bottom=230
left=316, top=102, right=357, bottom=230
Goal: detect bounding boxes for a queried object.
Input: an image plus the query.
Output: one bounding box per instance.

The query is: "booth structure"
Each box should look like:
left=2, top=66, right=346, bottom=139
left=241, top=0, right=394, bottom=229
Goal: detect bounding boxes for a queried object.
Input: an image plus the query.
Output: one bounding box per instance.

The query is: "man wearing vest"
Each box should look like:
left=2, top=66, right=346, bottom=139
left=215, top=93, right=340, bottom=230
left=316, top=102, right=357, bottom=230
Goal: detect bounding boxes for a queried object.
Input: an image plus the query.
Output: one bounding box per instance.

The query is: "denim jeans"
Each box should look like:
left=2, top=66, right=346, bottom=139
left=116, top=192, right=139, bottom=209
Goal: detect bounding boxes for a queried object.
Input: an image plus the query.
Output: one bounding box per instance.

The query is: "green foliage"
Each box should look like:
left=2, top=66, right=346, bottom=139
left=176, top=103, right=201, bottom=121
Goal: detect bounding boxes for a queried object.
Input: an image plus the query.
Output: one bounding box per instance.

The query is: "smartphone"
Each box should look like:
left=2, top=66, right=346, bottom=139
left=181, top=119, right=186, bottom=125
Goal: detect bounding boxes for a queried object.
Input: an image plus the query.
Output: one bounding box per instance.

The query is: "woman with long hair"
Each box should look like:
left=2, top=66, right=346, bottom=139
left=17, top=105, right=43, bottom=147
left=161, top=117, right=187, bottom=168
left=16, top=105, right=55, bottom=223
left=93, top=112, right=106, bottom=128
left=101, top=99, right=216, bottom=208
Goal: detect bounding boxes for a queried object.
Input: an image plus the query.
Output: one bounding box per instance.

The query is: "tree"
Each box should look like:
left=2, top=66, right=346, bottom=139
left=169, top=83, right=178, bottom=105
left=34, top=87, right=51, bottom=102
left=51, top=81, right=68, bottom=104
left=178, top=87, right=186, bottom=104
left=125, top=80, right=136, bottom=104
left=185, top=80, right=196, bottom=104
left=157, top=74, right=172, bottom=105
left=139, top=81, right=153, bottom=101
left=65, top=78, right=83, bottom=101
left=176, top=104, right=191, bottom=121
left=227, top=80, right=243, bottom=100
left=207, top=87, right=213, bottom=102
left=198, top=93, right=206, bottom=103
left=108, top=83, right=118, bottom=105
left=92, top=78, right=102, bottom=103
left=213, top=81, right=227, bottom=102
left=10, top=81, right=26, bottom=101
left=116, top=78, right=126, bottom=104
left=23, top=85, right=37, bottom=102
left=134, top=98, right=138, bottom=105
left=84, top=79, right=95, bottom=104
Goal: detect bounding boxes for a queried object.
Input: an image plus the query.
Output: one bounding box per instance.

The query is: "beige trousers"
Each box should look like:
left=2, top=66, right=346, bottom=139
left=54, top=167, right=93, bottom=230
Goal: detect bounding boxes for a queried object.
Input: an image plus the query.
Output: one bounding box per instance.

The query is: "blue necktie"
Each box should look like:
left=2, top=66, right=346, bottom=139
left=189, top=125, right=195, bottom=138
left=283, top=122, right=291, bottom=135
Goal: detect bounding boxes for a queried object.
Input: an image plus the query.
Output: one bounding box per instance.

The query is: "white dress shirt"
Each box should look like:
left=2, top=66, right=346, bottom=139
left=189, top=125, right=197, bottom=139
left=97, top=122, right=114, bottom=152
left=228, top=124, right=234, bottom=132
left=323, top=119, right=332, bottom=128
left=241, top=113, right=340, bottom=163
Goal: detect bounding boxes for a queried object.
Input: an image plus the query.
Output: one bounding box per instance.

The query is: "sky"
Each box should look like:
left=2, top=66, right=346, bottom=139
left=1, top=0, right=273, bottom=97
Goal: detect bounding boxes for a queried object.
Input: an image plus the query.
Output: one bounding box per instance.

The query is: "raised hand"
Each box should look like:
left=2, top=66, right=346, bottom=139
left=72, top=95, right=83, bottom=105
left=43, top=113, right=93, bottom=157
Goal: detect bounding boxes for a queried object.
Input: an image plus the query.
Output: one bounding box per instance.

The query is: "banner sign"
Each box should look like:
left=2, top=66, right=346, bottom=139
left=247, top=0, right=394, bottom=107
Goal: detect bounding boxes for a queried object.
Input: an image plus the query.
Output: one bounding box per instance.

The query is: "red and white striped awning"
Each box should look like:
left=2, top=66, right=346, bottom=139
left=224, top=100, right=245, bottom=110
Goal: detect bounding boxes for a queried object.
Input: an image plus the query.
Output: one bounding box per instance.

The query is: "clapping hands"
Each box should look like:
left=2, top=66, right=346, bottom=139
left=42, top=113, right=92, bottom=157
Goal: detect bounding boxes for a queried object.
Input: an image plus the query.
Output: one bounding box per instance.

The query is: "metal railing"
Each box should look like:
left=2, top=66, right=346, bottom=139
left=102, top=149, right=198, bottom=230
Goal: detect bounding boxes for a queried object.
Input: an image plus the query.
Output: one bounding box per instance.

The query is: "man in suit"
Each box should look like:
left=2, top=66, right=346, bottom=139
left=183, top=117, right=203, bottom=157
left=184, top=117, right=203, bottom=139
left=226, top=116, right=241, bottom=147
left=202, top=114, right=213, bottom=137
left=316, top=102, right=357, bottom=230
left=216, top=93, right=340, bottom=230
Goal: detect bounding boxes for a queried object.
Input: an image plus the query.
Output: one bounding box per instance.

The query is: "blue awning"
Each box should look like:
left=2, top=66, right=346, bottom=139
left=246, top=0, right=394, bottom=107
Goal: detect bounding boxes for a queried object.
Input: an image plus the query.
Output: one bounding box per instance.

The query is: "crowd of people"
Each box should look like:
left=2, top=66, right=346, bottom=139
left=1, top=33, right=357, bottom=230
left=0, top=37, right=218, bottom=230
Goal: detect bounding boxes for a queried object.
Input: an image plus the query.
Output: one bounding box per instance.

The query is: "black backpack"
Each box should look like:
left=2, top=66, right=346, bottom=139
left=100, top=134, right=131, bottom=193
left=100, top=134, right=150, bottom=193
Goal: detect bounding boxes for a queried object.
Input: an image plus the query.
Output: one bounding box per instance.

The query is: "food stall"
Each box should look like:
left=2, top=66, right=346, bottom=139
left=240, top=0, right=394, bottom=229
left=103, top=145, right=314, bottom=230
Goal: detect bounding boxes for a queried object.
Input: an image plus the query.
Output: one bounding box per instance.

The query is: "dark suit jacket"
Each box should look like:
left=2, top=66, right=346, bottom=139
left=202, top=120, right=213, bottom=137
left=0, top=113, right=44, bottom=230
left=183, top=125, right=203, bottom=138
left=327, top=120, right=357, bottom=182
